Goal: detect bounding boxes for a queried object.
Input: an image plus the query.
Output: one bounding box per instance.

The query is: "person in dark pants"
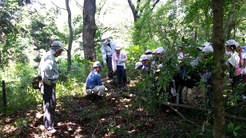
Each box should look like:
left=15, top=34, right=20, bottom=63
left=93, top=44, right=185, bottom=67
left=101, top=35, right=116, bottom=79
left=38, top=41, right=64, bottom=133
left=112, top=45, right=127, bottom=89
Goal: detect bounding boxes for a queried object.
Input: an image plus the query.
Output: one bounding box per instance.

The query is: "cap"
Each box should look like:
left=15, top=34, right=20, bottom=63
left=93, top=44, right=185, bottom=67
left=50, top=41, right=64, bottom=50
left=101, top=35, right=109, bottom=44
left=226, top=39, right=237, bottom=46
left=135, top=62, right=143, bottom=69
left=201, top=42, right=213, bottom=53
left=145, top=49, right=152, bottom=54
left=156, top=47, right=166, bottom=54
left=235, top=42, right=240, bottom=47
left=93, top=61, right=102, bottom=68
left=115, top=45, right=121, bottom=50
left=140, top=54, right=149, bottom=61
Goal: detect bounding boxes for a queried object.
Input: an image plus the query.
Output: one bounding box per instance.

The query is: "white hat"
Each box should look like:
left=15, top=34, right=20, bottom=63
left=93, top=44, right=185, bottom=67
left=93, top=61, right=102, bottom=68
left=115, top=45, right=121, bottom=50
left=157, top=47, right=166, bottom=54
left=101, top=35, right=109, bottom=44
left=226, top=39, right=237, bottom=46
left=140, top=54, right=149, bottom=61
left=145, top=49, right=152, bottom=54
left=147, top=54, right=153, bottom=60
left=50, top=41, right=64, bottom=50
left=153, top=49, right=158, bottom=54
left=202, top=42, right=213, bottom=53
left=235, top=42, right=240, bottom=47
left=135, top=62, right=143, bottom=69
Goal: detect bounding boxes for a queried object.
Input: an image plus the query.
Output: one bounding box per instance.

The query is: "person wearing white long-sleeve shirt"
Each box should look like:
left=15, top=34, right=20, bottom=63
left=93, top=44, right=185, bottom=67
left=38, top=41, right=64, bottom=133
left=101, top=36, right=116, bottom=79
left=112, top=46, right=127, bottom=89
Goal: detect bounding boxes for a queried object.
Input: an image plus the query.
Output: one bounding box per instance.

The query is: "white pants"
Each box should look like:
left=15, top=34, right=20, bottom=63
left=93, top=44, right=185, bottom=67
left=86, top=85, right=106, bottom=96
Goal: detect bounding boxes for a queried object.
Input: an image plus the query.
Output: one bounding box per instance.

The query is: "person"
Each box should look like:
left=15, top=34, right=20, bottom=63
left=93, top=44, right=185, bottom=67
left=112, top=45, right=127, bottom=89
left=235, top=42, right=246, bottom=100
left=145, top=49, right=152, bottom=55
left=101, top=35, right=116, bottom=79
left=225, top=39, right=243, bottom=89
left=135, top=61, right=143, bottom=70
left=182, top=42, right=213, bottom=106
left=85, top=61, right=107, bottom=101
left=38, top=40, right=64, bottom=133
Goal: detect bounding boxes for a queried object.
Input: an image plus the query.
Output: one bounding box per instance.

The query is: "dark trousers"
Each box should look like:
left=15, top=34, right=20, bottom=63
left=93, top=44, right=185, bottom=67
left=232, top=75, right=243, bottom=89
left=42, top=82, right=56, bottom=129
left=116, top=65, right=127, bottom=85
left=106, top=55, right=114, bottom=78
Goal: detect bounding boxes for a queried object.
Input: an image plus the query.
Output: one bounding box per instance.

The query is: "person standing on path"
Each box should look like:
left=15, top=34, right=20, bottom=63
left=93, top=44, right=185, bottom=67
left=38, top=41, right=64, bottom=133
left=112, top=45, right=127, bottom=89
left=101, top=35, right=116, bottom=79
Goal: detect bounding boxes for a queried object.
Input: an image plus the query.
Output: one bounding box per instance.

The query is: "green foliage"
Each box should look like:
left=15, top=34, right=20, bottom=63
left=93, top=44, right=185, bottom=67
left=227, top=121, right=242, bottom=137
left=0, top=63, right=42, bottom=112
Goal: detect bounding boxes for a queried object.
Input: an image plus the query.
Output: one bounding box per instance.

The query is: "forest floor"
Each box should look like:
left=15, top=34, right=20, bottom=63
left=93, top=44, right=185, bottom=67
left=2, top=75, right=244, bottom=138
left=0, top=76, right=188, bottom=138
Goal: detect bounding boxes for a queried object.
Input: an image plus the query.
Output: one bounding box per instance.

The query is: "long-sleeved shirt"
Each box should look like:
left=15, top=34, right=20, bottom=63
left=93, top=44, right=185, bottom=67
left=38, top=50, right=59, bottom=81
left=112, top=52, right=127, bottom=72
left=101, top=41, right=116, bottom=63
left=85, top=70, right=103, bottom=89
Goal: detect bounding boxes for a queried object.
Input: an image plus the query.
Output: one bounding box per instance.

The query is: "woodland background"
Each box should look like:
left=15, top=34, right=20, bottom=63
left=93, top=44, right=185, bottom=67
left=0, top=0, right=246, bottom=137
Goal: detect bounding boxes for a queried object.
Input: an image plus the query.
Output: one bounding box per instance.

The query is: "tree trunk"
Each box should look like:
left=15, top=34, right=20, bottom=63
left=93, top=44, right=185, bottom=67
left=212, top=0, right=226, bottom=137
left=127, top=0, right=139, bottom=23
left=65, top=0, right=73, bottom=72
left=83, top=0, right=96, bottom=61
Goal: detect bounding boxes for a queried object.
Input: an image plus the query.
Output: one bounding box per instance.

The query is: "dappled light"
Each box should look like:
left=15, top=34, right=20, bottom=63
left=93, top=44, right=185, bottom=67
left=1, top=0, right=246, bottom=137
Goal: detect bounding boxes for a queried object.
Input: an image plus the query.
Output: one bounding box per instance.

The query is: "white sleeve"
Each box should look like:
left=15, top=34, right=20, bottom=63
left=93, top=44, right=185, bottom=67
left=101, top=45, right=106, bottom=63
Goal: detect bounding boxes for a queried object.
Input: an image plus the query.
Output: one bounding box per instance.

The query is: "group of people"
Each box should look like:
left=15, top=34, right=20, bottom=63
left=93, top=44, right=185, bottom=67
left=85, top=36, right=128, bottom=100
left=37, top=37, right=129, bottom=133
left=133, top=39, right=246, bottom=107
left=37, top=37, right=246, bottom=133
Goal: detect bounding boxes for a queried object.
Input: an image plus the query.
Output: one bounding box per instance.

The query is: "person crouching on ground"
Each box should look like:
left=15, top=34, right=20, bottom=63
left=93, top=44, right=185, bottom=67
left=85, top=61, right=107, bottom=101
left=112, top=45, right=127, bottom=89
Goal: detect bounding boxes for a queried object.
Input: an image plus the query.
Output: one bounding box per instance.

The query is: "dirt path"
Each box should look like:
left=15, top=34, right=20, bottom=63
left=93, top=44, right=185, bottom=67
left=0, top=78, right=179, bottom=138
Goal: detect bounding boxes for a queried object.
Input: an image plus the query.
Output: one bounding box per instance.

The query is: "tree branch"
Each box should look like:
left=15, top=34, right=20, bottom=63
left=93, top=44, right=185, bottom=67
left=168, top=105, right=212, bottom=133
left=75, top=0, right=83, bottom=10
left=224, top=101, right=246, bottom=111
left=162, top=102, right=246, bottom=122
left=51, top=0, right=66, bottom=10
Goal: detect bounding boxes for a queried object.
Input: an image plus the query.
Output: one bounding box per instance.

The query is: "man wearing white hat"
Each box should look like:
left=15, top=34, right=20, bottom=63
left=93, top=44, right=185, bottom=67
left=38, top=40, right=64, bottom=133
left=101, top=35, right=116, bottom=79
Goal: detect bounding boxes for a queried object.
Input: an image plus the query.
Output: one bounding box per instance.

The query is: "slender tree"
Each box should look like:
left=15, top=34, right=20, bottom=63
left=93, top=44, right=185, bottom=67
left=83, top=0, right=96, bottom=61
left=127, top=0, right=160, bottom=23
left=65, top=0, right=73, bottom=72
left=212, top=0, right=226, bottom=137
